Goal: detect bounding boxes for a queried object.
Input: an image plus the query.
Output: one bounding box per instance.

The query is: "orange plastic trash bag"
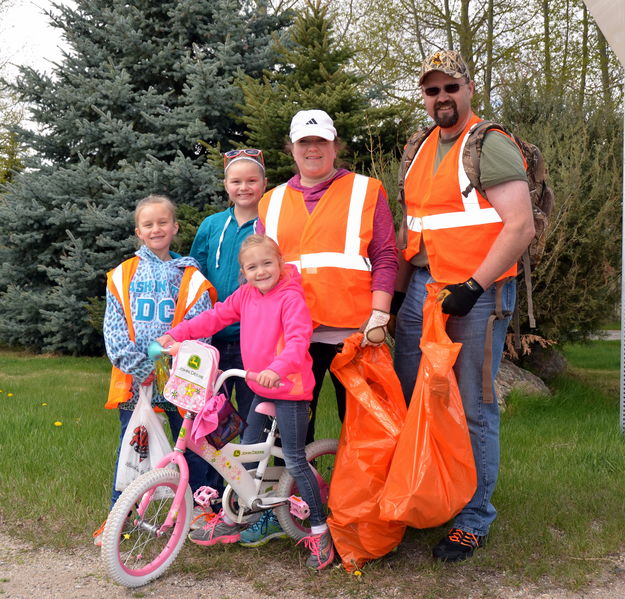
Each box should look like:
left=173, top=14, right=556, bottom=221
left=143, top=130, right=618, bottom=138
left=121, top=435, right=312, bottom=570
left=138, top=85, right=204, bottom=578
left=327, top=333, right=407, bottom=571
left=379, top=283, right=477, bottom=529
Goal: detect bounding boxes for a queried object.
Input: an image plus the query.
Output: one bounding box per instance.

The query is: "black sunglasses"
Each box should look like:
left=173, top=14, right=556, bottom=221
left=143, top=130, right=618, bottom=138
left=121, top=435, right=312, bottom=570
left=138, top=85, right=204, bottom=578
left=423, top=82, right=466, bottom=97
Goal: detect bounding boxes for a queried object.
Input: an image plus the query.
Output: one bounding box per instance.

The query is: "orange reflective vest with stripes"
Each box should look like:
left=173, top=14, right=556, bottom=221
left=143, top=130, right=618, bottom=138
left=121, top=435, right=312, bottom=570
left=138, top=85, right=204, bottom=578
left=259, top=173, right=379, bottom=328
left=403, top=113, right=517, bottom=284
left=105, top=256, right=216, bottom=409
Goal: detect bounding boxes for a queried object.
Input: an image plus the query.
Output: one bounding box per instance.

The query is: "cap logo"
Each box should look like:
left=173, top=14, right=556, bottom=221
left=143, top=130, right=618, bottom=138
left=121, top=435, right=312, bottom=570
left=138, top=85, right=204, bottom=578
left=305, top=118, right=318, bottom=125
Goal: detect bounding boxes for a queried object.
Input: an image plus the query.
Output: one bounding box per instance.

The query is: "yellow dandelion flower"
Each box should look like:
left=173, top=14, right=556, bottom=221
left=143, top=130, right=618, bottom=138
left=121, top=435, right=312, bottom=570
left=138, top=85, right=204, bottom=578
left=54, top=421, right=63, bottom=427
left=7, top=393, right=14, bottom=397
left=42, top=402, right=48, bottom=406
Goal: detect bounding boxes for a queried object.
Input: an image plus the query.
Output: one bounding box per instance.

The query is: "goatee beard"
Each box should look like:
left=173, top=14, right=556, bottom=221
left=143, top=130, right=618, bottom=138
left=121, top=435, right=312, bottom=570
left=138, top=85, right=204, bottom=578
left=434, top=102, right=459, bottom=128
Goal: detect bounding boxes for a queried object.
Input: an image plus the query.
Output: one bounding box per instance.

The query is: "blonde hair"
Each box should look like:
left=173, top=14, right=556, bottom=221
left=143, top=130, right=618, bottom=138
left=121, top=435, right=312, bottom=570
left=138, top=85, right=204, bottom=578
left=134, top=194, right=177, bottom=225
left=239, top=234, right=282, bottom=263
left=238, top=234, right=285, bottom=273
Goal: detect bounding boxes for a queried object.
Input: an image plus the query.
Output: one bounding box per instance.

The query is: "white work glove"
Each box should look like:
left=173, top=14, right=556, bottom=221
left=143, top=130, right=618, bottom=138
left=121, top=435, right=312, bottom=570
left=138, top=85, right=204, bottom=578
left=360, top=309, right=390, bottom=347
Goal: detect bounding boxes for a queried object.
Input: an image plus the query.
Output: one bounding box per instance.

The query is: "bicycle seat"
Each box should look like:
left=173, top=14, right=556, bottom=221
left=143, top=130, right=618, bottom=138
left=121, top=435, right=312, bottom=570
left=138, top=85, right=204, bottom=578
left=255, top=401, right=276, bottom=417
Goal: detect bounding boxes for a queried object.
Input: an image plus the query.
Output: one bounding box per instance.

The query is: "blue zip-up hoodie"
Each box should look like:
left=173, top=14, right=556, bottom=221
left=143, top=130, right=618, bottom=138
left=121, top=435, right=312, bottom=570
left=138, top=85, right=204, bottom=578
left=190, top=206, right=257, bottom=342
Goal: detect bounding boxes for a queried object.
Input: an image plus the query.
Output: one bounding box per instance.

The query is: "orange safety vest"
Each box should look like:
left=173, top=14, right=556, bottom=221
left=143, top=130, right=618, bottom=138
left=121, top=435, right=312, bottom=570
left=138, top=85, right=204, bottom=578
left=105, top=256, right=216, bottom=409
left=259, top=173, right=379, bottom=328
left=403, top=112, right=517, bottom=284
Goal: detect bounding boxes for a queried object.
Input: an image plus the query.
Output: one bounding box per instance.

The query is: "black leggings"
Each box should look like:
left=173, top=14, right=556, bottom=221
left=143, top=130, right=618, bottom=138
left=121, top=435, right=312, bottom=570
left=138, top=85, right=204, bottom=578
left=307, top=342, right=346, bottom=444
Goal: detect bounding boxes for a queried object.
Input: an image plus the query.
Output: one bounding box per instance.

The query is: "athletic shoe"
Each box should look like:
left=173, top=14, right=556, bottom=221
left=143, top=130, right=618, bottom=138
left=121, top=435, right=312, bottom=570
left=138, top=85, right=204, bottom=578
left=298, top=529, right=335, bottom=570
left=92, top=520, right=106, bottom=547
left=93, top=517, right=133, bottom=546
left=432, top=528, right=485, bottom=562
left=239, top=511, right=287, bottom=547
left=188, top=510, right=245, bottom=546
left=190, top=504, right=214, bottom=531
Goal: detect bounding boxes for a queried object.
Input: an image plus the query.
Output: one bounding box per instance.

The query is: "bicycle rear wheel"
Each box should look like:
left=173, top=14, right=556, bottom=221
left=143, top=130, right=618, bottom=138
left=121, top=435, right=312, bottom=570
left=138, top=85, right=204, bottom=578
left=274, top=438, right=338, bottom=541
left=101, top=468, right=192, bottom=588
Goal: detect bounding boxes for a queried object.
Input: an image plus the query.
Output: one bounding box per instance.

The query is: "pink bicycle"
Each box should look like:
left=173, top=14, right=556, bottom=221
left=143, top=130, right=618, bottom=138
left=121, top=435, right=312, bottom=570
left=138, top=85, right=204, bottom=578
left=100, top=341, right=337, bottom=588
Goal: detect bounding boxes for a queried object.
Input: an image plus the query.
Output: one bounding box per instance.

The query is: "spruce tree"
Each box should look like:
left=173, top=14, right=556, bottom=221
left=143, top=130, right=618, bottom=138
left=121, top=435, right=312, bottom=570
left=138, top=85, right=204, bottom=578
left=0, top=0, right=286, bottom=354
left=238, top=0, right=412, bottom=186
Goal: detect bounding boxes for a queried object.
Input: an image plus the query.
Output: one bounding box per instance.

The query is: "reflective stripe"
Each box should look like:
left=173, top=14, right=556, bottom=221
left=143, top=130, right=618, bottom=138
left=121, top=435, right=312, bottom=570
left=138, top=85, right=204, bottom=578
left=407, top=215, right=422, bottom=233
left=300, top=252, right=371, bottom=271
left=264, top=184, right=287, bottom=242
left=407, top=208, right=502, bottom=232
left=405, top=135, right=429, bottom=180
left=287, top=259, right=301, bottom=271
left=110, top=264, right=126, bottom=312
left=344, top=174, right=368, bottom=255
left=458, top=124, right=480, bottom=208
left=185, top=270, right=206, bottom=309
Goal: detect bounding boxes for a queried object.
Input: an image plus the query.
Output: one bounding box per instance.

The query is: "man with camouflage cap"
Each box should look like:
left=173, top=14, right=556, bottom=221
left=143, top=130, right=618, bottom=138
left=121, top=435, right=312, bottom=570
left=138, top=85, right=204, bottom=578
left=393, top=50, right=535, bottom=561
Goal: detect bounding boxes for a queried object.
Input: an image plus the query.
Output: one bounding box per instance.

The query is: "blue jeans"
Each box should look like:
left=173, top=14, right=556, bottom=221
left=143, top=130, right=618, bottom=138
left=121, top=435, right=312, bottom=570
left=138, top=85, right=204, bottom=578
left=394, top=266, right=516, bottom=536
left=111, top=408, right=208, bottom=508
left=242, top=396, right=326, bottom=527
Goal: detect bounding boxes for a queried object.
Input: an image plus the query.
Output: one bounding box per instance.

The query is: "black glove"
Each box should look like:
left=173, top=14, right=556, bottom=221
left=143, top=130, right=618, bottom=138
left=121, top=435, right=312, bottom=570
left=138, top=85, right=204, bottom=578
left=438, top=278, right=484, bottom=316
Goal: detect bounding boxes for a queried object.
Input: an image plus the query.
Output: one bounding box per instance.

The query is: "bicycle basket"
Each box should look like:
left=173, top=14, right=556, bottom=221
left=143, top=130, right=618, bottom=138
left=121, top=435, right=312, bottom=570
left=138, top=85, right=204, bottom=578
left=163, top=340, right=220, bottom=412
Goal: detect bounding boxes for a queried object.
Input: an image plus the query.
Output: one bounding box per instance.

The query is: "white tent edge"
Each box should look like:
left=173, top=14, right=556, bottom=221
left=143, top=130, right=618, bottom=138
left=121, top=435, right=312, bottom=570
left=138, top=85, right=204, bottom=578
left=580, top=0, right=624, bottom=430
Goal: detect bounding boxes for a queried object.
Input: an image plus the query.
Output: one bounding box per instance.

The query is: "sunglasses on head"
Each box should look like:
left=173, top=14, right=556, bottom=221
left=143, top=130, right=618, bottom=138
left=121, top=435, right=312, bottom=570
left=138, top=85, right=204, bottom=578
left=223, top=148, right=265, bottom=168
left=423, top=82, right=466, bottom=97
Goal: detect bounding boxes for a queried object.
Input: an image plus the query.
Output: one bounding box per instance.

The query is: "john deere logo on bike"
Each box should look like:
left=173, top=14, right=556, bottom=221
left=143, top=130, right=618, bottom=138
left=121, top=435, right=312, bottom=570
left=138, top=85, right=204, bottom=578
left=233, top=449, right=241, bottom=457
left=187, top=355, right=201, bottom=370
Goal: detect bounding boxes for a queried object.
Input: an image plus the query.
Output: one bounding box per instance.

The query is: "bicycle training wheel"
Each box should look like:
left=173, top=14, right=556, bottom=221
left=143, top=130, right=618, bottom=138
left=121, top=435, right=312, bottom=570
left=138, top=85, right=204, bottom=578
left=101, top=468, right=193, bottom=588
left=274, top=437, right=338, bottom=541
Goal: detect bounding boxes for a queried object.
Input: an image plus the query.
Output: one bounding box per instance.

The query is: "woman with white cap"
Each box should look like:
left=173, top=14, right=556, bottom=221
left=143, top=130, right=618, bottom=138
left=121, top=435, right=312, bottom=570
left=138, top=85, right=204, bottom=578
left=257, top=108, right=398, bottom=443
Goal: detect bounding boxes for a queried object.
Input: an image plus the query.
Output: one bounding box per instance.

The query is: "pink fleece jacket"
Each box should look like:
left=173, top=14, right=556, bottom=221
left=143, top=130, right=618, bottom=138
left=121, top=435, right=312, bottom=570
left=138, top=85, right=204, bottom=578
left=167, top=264, right=314, bottom=401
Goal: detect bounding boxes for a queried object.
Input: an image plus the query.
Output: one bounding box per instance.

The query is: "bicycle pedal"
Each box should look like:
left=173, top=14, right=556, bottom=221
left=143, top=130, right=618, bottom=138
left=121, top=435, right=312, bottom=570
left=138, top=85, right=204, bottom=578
left=193, top=486, right=220, bottom=507
left=288, top=495, right=310, bottom=519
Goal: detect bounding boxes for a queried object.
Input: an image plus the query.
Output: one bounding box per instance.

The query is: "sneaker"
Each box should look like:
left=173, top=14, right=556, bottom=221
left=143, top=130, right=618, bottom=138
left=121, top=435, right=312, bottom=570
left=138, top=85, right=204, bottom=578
left=93, top=516, right=133, bottom=547
left=92, top=520, right=106, bottom=547
left=239, top=511, right=288, bottom=547
left=432, top=528, right=485, bottom=562
left=188, top=510, right=245, bottom=546
left=190, top=504, right=214, bottom=530
left=298, top=529, right=335, bottom=570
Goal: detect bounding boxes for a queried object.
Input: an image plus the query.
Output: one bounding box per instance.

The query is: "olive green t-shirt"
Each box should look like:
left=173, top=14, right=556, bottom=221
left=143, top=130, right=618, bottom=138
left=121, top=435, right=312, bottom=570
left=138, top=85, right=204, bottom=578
left=435, top=129, right=528, bottom=189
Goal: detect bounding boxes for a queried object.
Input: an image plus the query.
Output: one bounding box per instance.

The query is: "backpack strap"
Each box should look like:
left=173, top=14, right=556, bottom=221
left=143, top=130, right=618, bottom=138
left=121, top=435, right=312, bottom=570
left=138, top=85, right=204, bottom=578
left=396, top=125, right=436, bottom=250
left=461, top=120, right=514, bottom=198
left=482, top=278, right=512, bottom=404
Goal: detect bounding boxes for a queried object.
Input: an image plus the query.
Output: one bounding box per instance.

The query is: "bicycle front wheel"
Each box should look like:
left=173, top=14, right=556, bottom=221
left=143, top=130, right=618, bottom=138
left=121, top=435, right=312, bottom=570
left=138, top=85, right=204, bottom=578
left=101, top=468, right=193, bottom=588
left=274, top=437, right=338, bottom=541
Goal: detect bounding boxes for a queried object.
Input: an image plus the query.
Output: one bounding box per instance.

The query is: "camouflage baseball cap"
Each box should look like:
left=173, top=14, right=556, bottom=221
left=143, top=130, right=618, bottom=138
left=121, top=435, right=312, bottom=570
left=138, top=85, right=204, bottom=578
left=419, top=50, right=471, bottom=85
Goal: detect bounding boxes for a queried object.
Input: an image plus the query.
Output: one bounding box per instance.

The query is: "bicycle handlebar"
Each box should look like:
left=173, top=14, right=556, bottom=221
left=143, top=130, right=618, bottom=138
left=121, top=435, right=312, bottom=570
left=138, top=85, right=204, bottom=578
left=148, top=341, right=259, bottom=388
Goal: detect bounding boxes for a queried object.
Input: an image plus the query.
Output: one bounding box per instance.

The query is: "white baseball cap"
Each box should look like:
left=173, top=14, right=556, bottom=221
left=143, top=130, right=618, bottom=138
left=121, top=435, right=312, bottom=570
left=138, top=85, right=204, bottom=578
left=289, top=109, right=337, bottom=143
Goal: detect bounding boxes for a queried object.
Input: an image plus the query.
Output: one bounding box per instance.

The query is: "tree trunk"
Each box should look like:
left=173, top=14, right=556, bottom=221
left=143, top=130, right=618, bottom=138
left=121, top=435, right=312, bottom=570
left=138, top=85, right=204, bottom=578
left=542, top=0, right=552, bottom=89
left=596, top=25, right=612, bottom=106
left=483, top=0, right=494, bottom=117
left=578, top=4, right=589, bottom=110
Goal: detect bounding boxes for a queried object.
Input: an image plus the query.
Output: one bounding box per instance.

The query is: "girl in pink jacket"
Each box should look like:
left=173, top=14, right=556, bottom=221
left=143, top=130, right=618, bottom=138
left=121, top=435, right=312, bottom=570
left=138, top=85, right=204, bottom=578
left=157, top=234, right=334, bottom=570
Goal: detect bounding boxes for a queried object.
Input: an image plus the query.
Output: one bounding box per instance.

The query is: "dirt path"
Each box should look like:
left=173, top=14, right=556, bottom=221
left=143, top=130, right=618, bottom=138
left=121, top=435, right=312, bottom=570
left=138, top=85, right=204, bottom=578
left=2, top=530, right=625, bottom=599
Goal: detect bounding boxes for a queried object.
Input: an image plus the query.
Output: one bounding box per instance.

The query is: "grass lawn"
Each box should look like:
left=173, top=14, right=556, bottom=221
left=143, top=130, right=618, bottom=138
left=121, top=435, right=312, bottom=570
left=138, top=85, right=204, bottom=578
left=0, top=340, right=623, bottom=597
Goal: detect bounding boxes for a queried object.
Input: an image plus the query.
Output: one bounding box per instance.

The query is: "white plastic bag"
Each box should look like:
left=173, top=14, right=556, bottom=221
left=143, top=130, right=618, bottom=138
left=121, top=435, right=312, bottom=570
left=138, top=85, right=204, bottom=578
left=115, top=385, right=172, bottom=491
